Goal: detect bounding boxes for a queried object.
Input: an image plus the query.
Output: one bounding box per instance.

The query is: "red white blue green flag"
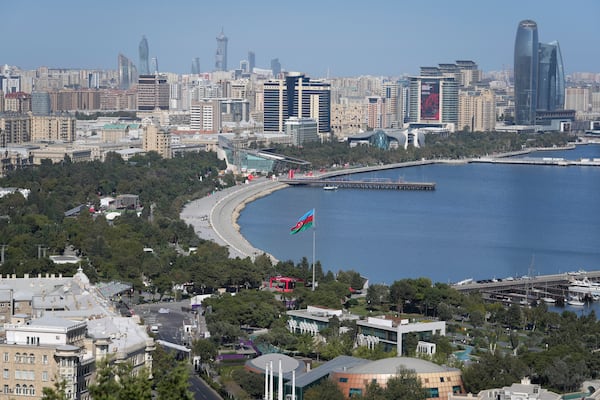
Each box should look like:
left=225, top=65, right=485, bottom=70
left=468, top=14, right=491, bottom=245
left=290, top=209, right=314, bottom=235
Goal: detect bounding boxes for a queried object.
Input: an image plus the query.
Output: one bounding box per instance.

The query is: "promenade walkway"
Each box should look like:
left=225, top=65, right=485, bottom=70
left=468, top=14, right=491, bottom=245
left=181, top=178, right=286, bottom=261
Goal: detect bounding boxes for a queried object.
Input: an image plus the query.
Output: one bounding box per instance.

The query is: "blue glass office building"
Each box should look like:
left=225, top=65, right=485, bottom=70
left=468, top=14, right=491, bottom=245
left=537, top=41, right=565, bottom=111
left=138, top=36, right=150, bottom=76
left=514, top=20, right=538, bottom=125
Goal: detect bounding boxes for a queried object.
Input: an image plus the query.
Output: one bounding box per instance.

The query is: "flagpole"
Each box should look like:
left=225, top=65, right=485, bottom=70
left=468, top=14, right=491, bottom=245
left=312, top=209, right=316, bottom=291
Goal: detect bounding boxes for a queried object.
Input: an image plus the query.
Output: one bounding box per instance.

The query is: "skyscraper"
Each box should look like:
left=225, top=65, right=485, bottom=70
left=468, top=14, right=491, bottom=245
left=537, top=41, right=565, bottom=111
left=118, top=53, right=137, bottom=89
left=139, top=35, right=150, bottom=75
left=514, top=20, right=538, bottom=125
left=137, top=74, right=169, bottom=112
left=191, top=57, right=201, bottom=75
left=270, top=58, right=281, bottom=77
left=263, top=73, right=331, bottom=134
left=151, top=57, right=159, bottom=74
left=407, top=76, right=458, bottom=125
left=248, top=51, right=255, bottom=73
left=215, top=29, right=228, bottom=71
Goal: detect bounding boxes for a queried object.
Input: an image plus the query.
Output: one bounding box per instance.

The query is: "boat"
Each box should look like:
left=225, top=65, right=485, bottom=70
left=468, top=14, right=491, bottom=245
left=541, top=297, right=556, bottom=304
left=323, top=185, right=338, bottom=191
left=567, top=298, right=585, bottom=307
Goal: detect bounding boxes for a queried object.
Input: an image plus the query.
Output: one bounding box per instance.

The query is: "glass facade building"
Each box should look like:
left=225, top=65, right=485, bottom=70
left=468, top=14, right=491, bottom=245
left=263, top=73, right=331, bottom=134
left=138, top=36, right=150, bottom=76
left=514, top=20, right=538, bottom=125
left=538, top=41, right=565, bottom=111
left=215, top=29, right=228, bottom=71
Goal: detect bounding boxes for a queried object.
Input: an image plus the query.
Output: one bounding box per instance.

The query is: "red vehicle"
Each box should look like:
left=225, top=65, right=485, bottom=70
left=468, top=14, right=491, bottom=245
left=269, top=276, right=303, bottom=293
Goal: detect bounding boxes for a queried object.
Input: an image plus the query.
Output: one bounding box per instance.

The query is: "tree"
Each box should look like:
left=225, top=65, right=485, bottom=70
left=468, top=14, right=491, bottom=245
left=41, top=379, right=68, bottom=400
left=304, top=379, right=345, bottom=400
left=155, top=363, right=194, bottom=400
left=88, top=361, right=152, bottom=400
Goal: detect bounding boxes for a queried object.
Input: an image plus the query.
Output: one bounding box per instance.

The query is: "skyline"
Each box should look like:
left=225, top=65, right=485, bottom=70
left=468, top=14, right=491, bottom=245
left=2, top=0, right=599, bottom=78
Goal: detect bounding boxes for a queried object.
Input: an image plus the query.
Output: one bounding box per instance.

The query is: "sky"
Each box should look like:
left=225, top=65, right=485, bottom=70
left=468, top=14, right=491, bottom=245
left=3, top=0, right=599, bottom=78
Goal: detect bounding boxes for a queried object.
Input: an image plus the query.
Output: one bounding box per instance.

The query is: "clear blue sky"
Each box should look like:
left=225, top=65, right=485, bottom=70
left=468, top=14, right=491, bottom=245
left=3, top=0, right=598, bottom=78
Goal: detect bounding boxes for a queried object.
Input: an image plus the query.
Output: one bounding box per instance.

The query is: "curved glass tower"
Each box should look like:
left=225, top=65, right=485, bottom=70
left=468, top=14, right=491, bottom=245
left=215, top=29, right=228, bottom=71
left=538, top=41, right=565, bottom=111
left=139, top=35, right=150, bottom=75
left=514, top=20, right=538, bottom=125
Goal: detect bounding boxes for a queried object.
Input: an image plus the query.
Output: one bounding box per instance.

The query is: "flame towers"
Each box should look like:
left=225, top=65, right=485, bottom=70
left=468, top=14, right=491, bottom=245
left=514, top=20, right=538, bottom=125
left=514, top=20, right=565, bottom=125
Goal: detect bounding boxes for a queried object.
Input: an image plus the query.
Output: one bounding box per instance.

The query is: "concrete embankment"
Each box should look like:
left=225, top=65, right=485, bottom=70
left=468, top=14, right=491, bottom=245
left=181, top=178, right=287, bottom=261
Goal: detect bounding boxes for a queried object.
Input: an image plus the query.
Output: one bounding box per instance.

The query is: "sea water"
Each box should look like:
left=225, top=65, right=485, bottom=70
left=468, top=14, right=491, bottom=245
left=238, top=145, right=600, bottom=285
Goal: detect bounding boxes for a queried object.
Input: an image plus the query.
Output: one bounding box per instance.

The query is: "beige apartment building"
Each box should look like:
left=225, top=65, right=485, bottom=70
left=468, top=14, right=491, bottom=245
left=143, top=123, right=171, bottom=158
left=458, top=89, right=496, bottom=132
left=30, top=114, right=76, bottom=142
left=0, top=114, right=31, bottom=146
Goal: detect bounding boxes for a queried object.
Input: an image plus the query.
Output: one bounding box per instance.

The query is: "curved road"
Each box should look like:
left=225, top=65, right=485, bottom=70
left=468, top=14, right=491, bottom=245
left=181, top=178, right=286, bottom=261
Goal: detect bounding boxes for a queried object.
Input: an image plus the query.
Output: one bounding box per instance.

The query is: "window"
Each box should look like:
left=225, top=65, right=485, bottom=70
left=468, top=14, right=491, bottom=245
left=42, top=371, right=48, bottom=382
left=429, top=387, right=440, bottom=398
left=452, top=385, right=461, bottom=394
left=3, top=369, right=8, bottom=379
left=3, top=385, right=8, bottom=394
left=349, top=388, right=363, bottom=397
left=440, top=377, right=445, bottom=382
left=3, top=353, right=7, bottom=362
left=29, top=354, right=35, bottom=364
left=43, top=355, right=48, bottom=365
left=339, top=377, right=348, bottom=383
left=14, top=352, right=20, bottom=363
left=30, top=385, right=35, bottom=396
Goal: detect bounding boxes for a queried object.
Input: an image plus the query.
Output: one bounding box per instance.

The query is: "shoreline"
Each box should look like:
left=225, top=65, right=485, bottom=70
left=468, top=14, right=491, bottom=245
left=181, top=178, right=287, bottom=261
left=181, top=144, right=589, bottom=263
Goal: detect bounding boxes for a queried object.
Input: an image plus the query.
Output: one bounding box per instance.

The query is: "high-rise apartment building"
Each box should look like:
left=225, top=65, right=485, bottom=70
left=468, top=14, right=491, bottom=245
left=0, top=114, right=31, bottom=146
left=4, top=92, right=31, bottom=113
left=190, top=99, right=222, bottom=133
left=139, top=36, right=150, bottom=75
left=514, top=20, right=538, bottom=124
left=263, top=73, right=331, bottom=134
left=407, top=76, right=458, bottom=126
left=137, top=75, right=169, bottom=111
left=215, top=29, right=228, bottom=71
left=458, top=89, right=496, bottom=132
left=30, top=114, right=76, bottom=142
left=143, top=123, right=171, bottom=158
left=366, top=97, right=387, bottom=129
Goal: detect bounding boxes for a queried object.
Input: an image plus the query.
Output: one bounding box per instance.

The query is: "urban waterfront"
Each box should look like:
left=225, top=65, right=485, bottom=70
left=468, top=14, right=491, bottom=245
left=238, top=144, right=600, bottom=285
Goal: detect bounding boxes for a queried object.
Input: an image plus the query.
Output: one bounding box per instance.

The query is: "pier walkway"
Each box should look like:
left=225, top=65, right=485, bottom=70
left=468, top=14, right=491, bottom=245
left=452, top=271, right=600, bottom=304
left=279, top=178, right=435, bottom=190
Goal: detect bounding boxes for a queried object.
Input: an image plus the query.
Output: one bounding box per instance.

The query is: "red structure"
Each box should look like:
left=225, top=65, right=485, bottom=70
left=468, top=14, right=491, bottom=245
left=269, top=276, right=303, bottom=293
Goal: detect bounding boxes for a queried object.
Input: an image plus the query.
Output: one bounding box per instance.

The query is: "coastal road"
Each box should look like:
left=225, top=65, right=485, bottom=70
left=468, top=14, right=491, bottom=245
left=181, top=178, right=286, bottom=261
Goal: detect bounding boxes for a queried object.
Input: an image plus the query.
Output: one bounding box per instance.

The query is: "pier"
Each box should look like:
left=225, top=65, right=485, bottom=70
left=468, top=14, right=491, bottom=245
left=279, top=178, right=435, bottom=190
left=452, top=271, right=600, bottom=305
left=472, top=157, right=600, bottom=167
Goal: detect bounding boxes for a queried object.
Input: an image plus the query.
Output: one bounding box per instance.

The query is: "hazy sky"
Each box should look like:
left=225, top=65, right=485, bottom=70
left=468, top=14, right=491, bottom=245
left=3, top=0, right=599, bottom=78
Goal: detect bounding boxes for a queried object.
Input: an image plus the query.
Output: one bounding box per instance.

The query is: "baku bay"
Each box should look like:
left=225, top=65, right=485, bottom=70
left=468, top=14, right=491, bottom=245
left=238, top=144, right=600, bottom=285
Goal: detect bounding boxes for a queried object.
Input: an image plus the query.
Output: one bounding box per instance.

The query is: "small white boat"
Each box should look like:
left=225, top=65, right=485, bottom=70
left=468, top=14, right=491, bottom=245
left=323, top=185, right=338, bottom=191
left=541, top=297, right=556, bottom=304
left=567, top=299, right=585, bottom=307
